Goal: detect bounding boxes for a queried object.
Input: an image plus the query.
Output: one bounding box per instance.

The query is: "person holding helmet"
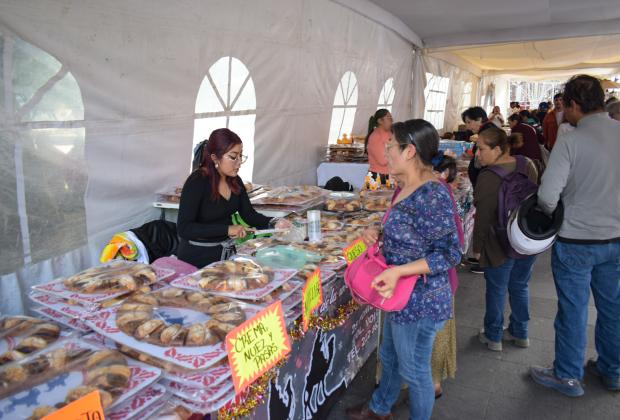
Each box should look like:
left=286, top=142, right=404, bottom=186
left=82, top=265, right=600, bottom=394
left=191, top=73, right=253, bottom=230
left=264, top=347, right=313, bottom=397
left=530, top=75, right=620, bottom=397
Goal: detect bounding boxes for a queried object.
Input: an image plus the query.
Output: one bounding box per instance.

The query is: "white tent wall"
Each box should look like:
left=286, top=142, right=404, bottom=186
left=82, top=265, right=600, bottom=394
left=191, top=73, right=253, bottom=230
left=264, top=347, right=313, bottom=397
left=421, top=54, right=481, bottom=134
left=0, top=0, right=414, bottom=315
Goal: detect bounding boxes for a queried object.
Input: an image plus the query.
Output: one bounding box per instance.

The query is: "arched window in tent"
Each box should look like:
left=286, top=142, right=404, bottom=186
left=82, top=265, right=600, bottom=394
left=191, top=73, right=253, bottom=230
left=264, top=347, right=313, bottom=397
left=423, top=72, right=450, bottom=130
left=194, top=57, right=256, bottom=181
left=328, top=71, right=358, bottom=144
left=377, top=78, right=395, bottom=112
left=0, top=28, right=86, bottom=275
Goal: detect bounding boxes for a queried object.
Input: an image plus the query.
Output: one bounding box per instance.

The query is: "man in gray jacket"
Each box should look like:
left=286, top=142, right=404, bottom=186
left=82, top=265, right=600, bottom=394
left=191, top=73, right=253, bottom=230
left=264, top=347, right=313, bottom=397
left=530, top=75, right=620, bottom=397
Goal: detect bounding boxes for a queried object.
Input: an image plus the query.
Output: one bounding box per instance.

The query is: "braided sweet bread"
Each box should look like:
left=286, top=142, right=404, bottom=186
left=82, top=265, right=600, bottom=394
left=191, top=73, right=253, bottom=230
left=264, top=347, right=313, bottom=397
left=116, top=288, right=246, bottom=347
left=63, top=262, right=157, bottom=294
left=196, top=260, right=273, bottom=291
left=0, top=317, right=61, bottom=366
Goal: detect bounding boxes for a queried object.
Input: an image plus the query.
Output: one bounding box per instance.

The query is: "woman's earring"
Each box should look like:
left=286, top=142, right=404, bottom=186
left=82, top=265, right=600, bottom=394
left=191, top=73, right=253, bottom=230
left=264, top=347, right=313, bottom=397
left=215, top=163, right=219, bottom=168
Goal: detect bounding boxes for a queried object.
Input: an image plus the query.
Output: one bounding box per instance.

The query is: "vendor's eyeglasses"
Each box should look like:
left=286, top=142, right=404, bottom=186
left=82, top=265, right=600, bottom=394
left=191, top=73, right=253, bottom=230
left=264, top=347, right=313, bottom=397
left=225, top=154, right=248, bottom=164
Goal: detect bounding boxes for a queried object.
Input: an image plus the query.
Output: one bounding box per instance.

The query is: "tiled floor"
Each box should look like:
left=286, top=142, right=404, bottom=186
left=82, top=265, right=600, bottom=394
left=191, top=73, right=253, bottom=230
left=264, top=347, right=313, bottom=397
left=327, top=251, right=620, bottom=420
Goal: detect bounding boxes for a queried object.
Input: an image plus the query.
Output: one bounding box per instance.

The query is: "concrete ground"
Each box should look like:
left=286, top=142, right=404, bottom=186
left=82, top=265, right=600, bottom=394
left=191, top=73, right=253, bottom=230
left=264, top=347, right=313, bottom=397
left=327, top=251, right=620, bottom=420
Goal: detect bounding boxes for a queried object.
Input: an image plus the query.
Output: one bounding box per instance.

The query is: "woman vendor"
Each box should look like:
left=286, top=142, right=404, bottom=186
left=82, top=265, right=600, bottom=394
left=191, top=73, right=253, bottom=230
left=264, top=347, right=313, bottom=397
left=177, top=128, right=288, bottom=268
left=365, top=109, right=393, bottom=184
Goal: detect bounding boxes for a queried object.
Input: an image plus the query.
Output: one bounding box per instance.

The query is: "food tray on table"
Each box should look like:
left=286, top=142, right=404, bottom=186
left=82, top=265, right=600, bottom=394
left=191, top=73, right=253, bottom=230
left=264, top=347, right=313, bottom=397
left=85, top=288, right=260, bottom=371
left=248, top=279, right=304, bottom=307
left=31, top=306, right=91, bottom=333
left=171, top=258, right=297, bottom=301
left=0, top=339, right=161, bottom=419
left=83, top=333, right=232, bottom=390
left=125, top=393, right=168, bottom=420
left=156, top=187, right=182, bottom=204
left=287, top=240, right=347, bottom=272
left=324, top=192, right=362, bottom=213
left=251, top=185, right=328, bottom=206
left=361, top=191, right=392, bottom=212
left=161, top=378, right=233, bottom=406
left=107, top=383, right=167, bottom=420
left=0, top=316, right=70, bottom=368
left=32, top=261, right=175, bottom=309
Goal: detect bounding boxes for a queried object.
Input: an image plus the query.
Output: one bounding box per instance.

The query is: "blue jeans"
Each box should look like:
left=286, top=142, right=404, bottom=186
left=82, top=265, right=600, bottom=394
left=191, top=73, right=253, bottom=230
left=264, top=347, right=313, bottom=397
left=552, top=241, right=620, bottom=381
left=483, top=255, right=537, bottom=342
left=370, top=317, right=446, bottom=420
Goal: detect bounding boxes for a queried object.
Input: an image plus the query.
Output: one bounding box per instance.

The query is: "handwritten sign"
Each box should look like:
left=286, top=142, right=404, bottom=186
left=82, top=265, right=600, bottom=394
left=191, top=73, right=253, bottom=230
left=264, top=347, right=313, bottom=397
left=226, top=301, right=291, bottom=394
left=43, top=390, right=104, bottom=420
left=302, top=268, right=323, bottom=331
left=343, top=238, right=368, bottom=265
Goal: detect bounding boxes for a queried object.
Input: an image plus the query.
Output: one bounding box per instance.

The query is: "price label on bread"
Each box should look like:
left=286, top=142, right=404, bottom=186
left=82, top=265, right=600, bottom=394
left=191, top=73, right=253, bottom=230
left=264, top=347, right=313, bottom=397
left=225, top=301, right=291, bottom=394
left=302, top=268, right=323, bottom=332
left=343, top=239, right=368, bottom=265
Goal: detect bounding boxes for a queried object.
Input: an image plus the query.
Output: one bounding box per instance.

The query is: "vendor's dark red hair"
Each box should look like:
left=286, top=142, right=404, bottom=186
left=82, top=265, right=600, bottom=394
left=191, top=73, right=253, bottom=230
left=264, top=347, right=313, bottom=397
left=199, top=128, right=242, bottom=200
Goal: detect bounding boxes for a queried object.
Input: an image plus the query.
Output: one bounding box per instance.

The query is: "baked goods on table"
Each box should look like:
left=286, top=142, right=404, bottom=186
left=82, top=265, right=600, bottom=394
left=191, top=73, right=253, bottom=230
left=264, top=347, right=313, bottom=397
left=195, top=259, right=273, bottom=291
left=0, top=316, right=62, bottom=366
left=116, top=288, right=246, bottom=347
left=251, top=185, right=328, bottom=206
left=362, top=195, right=391, bottom=212
left=62, top=262, right=158, bottom=294
left=324, top=198, right=362, bottom=212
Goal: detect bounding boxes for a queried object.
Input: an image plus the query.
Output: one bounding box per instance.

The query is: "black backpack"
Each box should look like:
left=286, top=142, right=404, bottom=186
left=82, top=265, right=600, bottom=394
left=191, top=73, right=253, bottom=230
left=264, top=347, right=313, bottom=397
left=324, top=176, right=353, bottom=192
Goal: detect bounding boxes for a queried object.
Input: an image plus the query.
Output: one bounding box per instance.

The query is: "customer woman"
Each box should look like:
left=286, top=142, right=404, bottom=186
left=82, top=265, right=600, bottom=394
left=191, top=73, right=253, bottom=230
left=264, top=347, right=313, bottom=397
left=347, top=119, right=461, bottom=420
left=430, top=152, right=463, bottom=399
left=489, top=105, right=505, bottom=128
left=177, top=128, right=287, bottom=268
left=365, top=109, right=393, bottom=184
left=473, top=127, right=538, bottom=351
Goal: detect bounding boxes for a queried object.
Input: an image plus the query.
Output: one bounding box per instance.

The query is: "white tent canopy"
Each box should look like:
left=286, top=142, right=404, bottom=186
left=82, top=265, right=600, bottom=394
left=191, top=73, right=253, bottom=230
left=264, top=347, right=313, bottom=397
left=2, top=0, right=620, bottom=315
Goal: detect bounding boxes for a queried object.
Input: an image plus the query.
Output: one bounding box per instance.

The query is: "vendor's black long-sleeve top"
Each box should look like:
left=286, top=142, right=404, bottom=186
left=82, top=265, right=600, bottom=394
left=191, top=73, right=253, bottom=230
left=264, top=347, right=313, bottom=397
left=177, top=170, right=271, bottom=243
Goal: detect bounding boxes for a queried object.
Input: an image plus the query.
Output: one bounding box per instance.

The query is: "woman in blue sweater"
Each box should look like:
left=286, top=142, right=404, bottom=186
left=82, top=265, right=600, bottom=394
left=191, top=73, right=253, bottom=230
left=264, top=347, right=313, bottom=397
left=346, top=120, right=461, bottom=420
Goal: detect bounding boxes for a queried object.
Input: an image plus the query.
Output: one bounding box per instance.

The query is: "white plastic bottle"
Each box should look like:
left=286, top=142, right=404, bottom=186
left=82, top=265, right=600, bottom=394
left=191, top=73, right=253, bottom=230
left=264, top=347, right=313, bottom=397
left=307, top=210, right=322, bottom=243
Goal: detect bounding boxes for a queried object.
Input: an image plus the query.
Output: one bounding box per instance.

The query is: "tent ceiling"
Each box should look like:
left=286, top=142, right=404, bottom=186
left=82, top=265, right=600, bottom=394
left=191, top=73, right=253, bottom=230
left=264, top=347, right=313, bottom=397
left=433, top=34, right=620, bottom=76
left=368, top=0, right=620, bottom=48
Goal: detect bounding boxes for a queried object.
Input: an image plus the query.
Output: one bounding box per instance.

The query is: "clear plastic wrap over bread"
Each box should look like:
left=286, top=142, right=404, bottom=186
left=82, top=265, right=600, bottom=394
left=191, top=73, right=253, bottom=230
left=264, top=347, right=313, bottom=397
left=0, top=347, right=137, bottom=420
left=116, top=287, right=247, bottom=347
left=0, top=340, right=131, bottom=402
left=62, top=261, right=158, bottom=294
left=193, top=258, right=274, bottom=292
left=324, top=192, right=362, bottom=213
left=287, top=238, right=347, bottom=266
left=0, top=316, right=63, bottom=366
left=361, top=190, right=393, bottom=212
left=250, top=185, right=329, bottom=206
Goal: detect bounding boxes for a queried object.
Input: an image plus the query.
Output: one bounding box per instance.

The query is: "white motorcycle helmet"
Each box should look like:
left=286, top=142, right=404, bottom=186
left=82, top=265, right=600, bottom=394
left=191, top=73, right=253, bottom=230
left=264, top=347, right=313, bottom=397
left=507, top=194, right=564, bottom=255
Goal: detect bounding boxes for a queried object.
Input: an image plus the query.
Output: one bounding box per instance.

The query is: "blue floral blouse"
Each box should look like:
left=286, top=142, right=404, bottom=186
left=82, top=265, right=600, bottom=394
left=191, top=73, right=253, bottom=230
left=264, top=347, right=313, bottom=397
left=383, top=181, right=461, bottom=324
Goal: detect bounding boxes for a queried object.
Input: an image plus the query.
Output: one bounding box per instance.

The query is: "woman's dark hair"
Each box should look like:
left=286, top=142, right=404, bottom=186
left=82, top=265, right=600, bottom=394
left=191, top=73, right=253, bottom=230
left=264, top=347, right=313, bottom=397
left=392, top=119, right=456, bottom=175
left=519, top=110, right=531, bottom=119
left=553, top=93, right=563, bottom=101
left=562, top=75, right=605, bottom=113
left=461, top=106, right=488, bottom=123
left=199, top=128, right=242, bottom=200
left=478, top=126, right=522, bottom=154
left=508, top=113, right=521, bottom=123
left=364, top=109, right=391, bottom=152
left=432, top=151, right=457, bottom=183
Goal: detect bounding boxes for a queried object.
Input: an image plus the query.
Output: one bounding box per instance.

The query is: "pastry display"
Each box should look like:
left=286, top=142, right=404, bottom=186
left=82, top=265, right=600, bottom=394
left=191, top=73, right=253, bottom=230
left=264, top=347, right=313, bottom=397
left=116, top=288, right=246, bottom=347
left=62, top=262, right=158, bottom=294
left=195, top=259, right=273, bottom=291
left=18, top=349, right=133, bottom=419
left=362, top=195, right=391, bottom=212
left=324, top=198, right=361, bottom=213
left=0, top=316, right=62, bottom=366
left=0, top=345, right=93, bottom=399
left=251, top=185, right=327, bottom=206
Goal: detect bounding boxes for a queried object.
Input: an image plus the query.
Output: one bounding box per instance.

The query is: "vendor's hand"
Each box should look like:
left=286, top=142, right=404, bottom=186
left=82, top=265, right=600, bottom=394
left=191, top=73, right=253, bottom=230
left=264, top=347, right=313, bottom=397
left=361, top=227, right=380, bottom=247
left=228, top=225, right=248, bottom=239
left=473, top=252, right=481, bottom=260
left=371, top=267, right=401, bottom=299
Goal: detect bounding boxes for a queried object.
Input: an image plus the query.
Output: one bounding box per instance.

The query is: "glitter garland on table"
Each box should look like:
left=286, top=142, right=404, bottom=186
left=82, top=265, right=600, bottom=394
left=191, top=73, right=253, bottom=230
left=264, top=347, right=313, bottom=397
left=217, top=299, right=360, bottom=419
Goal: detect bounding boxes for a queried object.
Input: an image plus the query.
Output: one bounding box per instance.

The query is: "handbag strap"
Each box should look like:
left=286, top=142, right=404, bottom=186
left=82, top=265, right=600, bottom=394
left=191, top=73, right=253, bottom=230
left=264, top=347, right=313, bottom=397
left=381, top=187, right=402, bottom=225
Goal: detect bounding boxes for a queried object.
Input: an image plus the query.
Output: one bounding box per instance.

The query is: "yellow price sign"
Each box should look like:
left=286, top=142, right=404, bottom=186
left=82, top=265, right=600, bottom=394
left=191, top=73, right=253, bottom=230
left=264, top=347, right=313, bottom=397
left=302, top=268, right=323, bottom=332
left=43, top=390, right=104, bottom=420
left=226, top=301, right=292, bottom=394
left=343, top=238, right=368, bottom=265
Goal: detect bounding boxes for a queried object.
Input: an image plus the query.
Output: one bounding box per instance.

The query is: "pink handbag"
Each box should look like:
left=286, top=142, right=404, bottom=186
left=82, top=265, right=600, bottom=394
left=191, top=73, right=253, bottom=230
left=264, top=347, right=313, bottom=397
left=344, top=188, right=421, bottom=312
left=344, top=243, right=421, bottom=311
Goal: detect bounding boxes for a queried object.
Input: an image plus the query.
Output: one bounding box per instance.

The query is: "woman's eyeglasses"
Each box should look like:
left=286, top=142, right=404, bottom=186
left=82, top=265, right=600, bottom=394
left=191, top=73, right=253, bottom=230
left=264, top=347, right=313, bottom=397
left=224, top=154, right=248, bottom=164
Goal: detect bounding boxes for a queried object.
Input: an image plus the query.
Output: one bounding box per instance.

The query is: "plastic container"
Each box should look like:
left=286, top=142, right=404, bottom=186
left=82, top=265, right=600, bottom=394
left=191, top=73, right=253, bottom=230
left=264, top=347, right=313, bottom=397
left=307, top=210, right=322, bottom=243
